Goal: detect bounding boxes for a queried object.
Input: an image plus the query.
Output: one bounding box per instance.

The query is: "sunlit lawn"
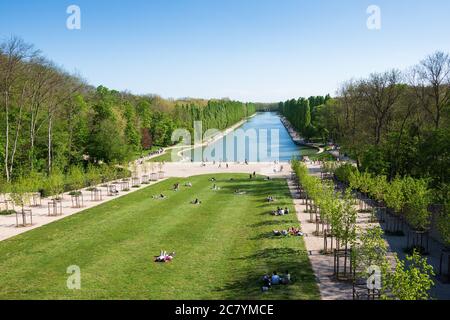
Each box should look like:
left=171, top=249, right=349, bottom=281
left=0, top=174, right=319, bottom=300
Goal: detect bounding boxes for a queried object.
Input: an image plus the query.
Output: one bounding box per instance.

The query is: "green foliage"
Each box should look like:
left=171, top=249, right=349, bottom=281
left=9, top=176, right=33, bottom=208
left=383, top=250, right=435, bottom=300
left=368, top=175, right=388, bottom=202
left=334, top=163, right=358, bottom=183
left=45, top=168, right=65, bottom=199
left=353, top=226, right=389, bottom=278
left=403, top=177, right=432, bottom=231
left=437, top=205, right=450, bottom=247
left=86, top=164, right=101, bottom=187
left=382, top=177, right=405, bottom=214
left=66, top=166, right=86, bottom=192
left=279, top=95, right=331, bottom=140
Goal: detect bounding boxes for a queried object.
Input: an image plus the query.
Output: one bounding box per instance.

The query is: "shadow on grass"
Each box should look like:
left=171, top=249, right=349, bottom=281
left=249, top=220, right=286, bottom=228
left=213, top=248, right=318, bottom=299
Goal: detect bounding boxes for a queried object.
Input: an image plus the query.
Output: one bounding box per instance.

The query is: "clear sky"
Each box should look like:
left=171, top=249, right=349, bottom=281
left=1, top=0, right=450, bottom=102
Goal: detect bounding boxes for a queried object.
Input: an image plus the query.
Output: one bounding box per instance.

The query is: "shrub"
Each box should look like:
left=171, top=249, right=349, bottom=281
left=403, top=177, right=432, bottom=231
left=383, top=250, right=435, bottom=300
left=65, top=165, right=86, bottom=192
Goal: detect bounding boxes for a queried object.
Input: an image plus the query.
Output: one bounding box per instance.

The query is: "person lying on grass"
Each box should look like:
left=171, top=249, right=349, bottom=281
left=273, top=228, right=304, bottom=237
left=273, top=230, right=289, bottom=236
left=288, top=227, right=304, bottom=236
left=154, top=250, right=176, bottom=263
left=185, top=182, right=192, bottom=187
left=234, top=189, right=246, bottom=195
left=191, top=198, right=202, bottom=205
left=153, top=193, right=166, bottom=199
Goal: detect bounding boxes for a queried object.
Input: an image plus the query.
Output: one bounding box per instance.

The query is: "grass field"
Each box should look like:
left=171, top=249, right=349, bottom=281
left=0, top=174, right=319, bottom=300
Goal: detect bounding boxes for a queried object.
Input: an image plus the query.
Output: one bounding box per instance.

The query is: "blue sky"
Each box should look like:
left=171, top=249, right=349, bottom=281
left=1, top=0, right=450, bottom=102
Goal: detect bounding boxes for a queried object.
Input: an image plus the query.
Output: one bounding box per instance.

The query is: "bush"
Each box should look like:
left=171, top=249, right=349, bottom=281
left=65, top=166, right=86, bottom=192
left=383, top=250, right=435, bottom=300
left=44, top=168, right=65, bottom=199
left=403, top=177, right=432, bottom=231
left=334, top=163, right=358, bottom=184
left=437, top=203, right=450, bottom=248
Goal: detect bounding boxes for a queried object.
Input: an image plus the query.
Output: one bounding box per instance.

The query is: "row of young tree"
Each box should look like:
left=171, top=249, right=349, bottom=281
left=0, top=37, right=254, bottom=182
left=173, top=100, right=255, bottom=136
left=313, top=51, right=449, bottom=199
left=332, top=163, right=450, bottom=248
left=292, top=160, right=436, bottom=300
left=278, top=95, right=331, bottom=140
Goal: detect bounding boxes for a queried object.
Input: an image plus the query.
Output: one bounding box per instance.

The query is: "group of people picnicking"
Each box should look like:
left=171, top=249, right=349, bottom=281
left=261, top=271, right=291, bottom=291
left=272, top=207, right=289, bottom=216
left=273, top=227, right=303, bottom=237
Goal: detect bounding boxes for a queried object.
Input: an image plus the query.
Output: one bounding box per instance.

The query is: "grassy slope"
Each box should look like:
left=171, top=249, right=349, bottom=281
left=0, top=174, right=319, bottom=300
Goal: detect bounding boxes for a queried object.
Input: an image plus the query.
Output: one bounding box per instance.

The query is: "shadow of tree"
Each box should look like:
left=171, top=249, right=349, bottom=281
left=213, top=248, right=318, bottom=300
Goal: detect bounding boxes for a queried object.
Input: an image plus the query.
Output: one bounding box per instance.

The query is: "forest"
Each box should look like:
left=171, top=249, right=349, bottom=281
left=279, top=95, right=332, bottom=140
left=280, top=52, right=449, bottom=202
left=0, top=37, right=255, bottom=183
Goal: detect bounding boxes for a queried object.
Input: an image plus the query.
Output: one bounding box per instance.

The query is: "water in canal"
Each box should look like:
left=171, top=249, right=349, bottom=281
left=182, top=112, right=317, bottom=162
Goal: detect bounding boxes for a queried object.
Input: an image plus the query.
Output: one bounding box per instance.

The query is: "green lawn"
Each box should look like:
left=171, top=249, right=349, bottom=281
left=0, top=174, right=319, bottom=300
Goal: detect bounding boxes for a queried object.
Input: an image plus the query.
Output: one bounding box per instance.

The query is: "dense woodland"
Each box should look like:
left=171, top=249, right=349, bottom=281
left=279, top=95, right=332, bottom=140
left=0, top=37, right=255, bottom=182
left=281, top=52, right=450, bottom=203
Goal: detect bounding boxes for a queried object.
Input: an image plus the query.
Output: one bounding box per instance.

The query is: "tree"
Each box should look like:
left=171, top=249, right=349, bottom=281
left=66, top=165, right=85, bottom=193
left=403, top=177, right=432, bottom=231
left=383, top=250, right=435, bottom=300
left=437, top=203, right=450, bottom=248
left=411, top=51, right=450, bottom=129
left=353, top=226, right=389, bottom=280
left=45, top=167, right=65, bottom=199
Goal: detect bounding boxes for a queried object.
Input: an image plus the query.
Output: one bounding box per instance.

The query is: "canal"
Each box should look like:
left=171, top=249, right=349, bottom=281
left=182, top=112, right=317, bottom=162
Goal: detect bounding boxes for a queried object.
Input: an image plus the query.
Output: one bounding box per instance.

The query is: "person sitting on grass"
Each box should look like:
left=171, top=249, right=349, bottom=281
left=266, top=196, right=274, bottom=202
left=173, top=183, right=180, bottom=191
left=209, top=177, right=216, bottom=182
left=284, top=207, right=289, bottom=214
left=281, top=271, right=291, bottom=285
left=192, top=198, right=202, bottom=205
left=261, top=274, right=272, bottom=292
left=271, top=271, right=281, bottom=285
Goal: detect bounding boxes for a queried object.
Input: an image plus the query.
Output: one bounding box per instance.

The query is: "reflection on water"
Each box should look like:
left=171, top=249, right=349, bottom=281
left=182, top=112, right=316, bottom=162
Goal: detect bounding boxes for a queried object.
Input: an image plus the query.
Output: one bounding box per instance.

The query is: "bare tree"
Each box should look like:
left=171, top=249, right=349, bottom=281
left=411, top=51, right=450, bottom=129
left=359, top=70, right=404, bottom=145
